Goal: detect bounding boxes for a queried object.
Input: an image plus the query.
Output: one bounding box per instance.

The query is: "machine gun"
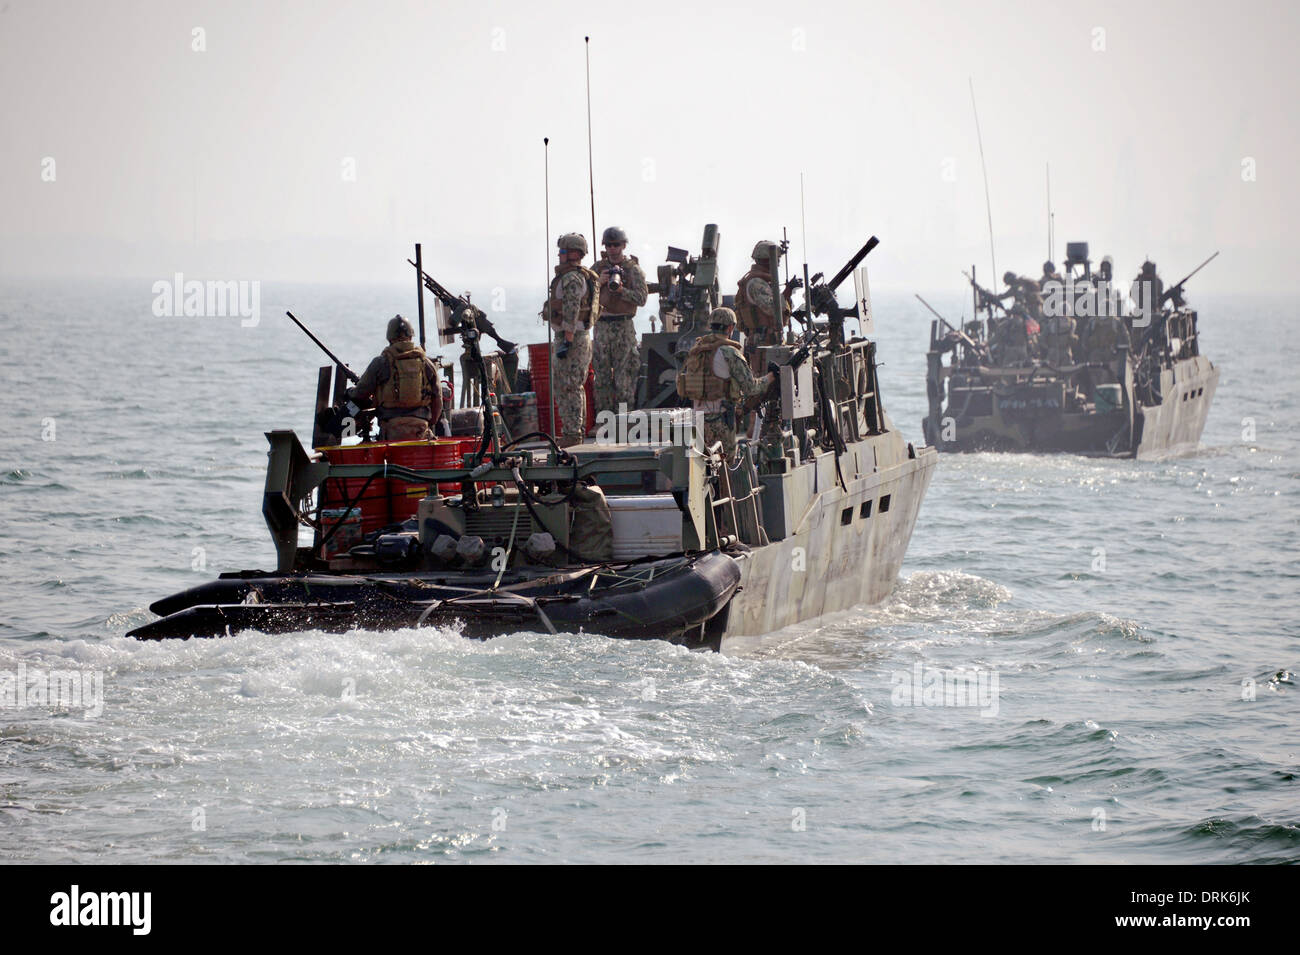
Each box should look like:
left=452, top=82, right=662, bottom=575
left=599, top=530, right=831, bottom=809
left=285, top=311, right=372, bottom=442
left=1159, top=250, right=1219, bottom=309
left=647, top=224, right=722, bottom=336
left=964, top=271, right=1011, bottom=316
left=399, top=262, right=504, bottom=460
left=792, top=236, right=879, bottom=346
left=406, top=257, right=517, bottom=356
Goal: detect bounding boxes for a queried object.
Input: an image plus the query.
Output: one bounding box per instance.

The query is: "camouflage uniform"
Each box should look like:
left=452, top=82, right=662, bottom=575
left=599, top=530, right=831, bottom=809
left=1081, top=315, right=1130, bottom=363
left=551, top=267, right=595, bottom=446
left=1041, top=315, right=1076, bottom=366
left=736, top=273, right=784, bottom=371
left=592, top=252, right=647, bottom=418
left=677, top=316, right=773, bottom=460
left=991, top=315, right=1031, bottom=366
left=348, top=318, right=443, bottom=441
left=1130, top=263, right=1164, bottom=322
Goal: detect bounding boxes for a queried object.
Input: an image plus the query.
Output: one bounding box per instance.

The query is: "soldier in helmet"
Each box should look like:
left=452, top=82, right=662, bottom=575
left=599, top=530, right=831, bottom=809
left=546, top=233, right=600, bottom=447
left=1040, top=260, right=1062, bottom=287
left=676, top=307, right=778, bottom=461
left=1080, top=308, right=1130, bottom=364
left=344, top=315, right=444, bottom=441
left=734, top=240, right=798, bottom=372
left=590, top=226, right=648, bottom=420
left=1130, top=260, right=1164, bottom=324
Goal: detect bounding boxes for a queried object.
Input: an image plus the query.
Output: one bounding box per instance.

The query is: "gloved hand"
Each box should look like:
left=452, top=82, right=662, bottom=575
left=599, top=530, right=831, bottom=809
left=767, top=361, right=781, bottom=377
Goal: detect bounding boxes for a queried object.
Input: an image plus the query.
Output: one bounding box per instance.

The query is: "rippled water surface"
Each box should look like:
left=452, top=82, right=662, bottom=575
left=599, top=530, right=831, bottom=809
left=0, top=280, right=1295, bottom=863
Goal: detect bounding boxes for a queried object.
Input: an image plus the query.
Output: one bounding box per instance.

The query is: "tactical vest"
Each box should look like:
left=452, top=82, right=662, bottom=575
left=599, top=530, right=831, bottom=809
left=676, top=334, right=734, bottom=402
left=595, top=254, right=639, bottom=316
left=1087, top=317, right=1118, bottom=355
left=734, top=268, right=781, bottom=334
left=548, top=264, right=600, bottom=329
left=999, top=316, right=1028, bottom=347
left=1044, top=315, right=1074, bottom=337
left=378, top=341, right=434, bottom=411
left=1015, top=281, right=1044, bottom=317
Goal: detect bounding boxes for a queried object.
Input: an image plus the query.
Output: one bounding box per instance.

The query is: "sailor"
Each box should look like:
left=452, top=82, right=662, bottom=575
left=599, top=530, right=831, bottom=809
left=990, top=311, right=1032, bottom=366
left=734, top=240, right=795, bottom=372
left=591, top=226, right=648, bottom=420
left=346, top=315, right=444, bottom=441
left=547, top=233, right=600, bottom=447
left=1040, top=312, right=1077, bottom=366
left=676, top=307, right=777, bottom=461
left=1080, top=310, right=1130, bottom=364
left=1130, top=260, right=1165, bottom=323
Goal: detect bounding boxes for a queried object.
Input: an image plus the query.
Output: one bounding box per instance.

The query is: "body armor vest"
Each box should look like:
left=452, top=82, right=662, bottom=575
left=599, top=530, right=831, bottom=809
left=549, top=264, right=600, bottom=328
left=676, top=334, right=734, bottom=402
left=734, top=268, right=782, bottom=334
left=595, top=254, right=639, bottom=316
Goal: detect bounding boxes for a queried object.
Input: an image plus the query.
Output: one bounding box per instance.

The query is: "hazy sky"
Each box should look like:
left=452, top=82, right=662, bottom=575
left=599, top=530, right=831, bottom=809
left=2, top=0, right=1296, bottom=294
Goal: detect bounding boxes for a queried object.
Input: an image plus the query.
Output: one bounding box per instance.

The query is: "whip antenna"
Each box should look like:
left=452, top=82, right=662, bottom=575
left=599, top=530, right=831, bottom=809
left=1046, top=162, right=1054, bottom=264
left=544, top=136, right=556, bottom=439
left=969, top=78, right=997, bottom=283
left=585, top=37, right=597, bottom=247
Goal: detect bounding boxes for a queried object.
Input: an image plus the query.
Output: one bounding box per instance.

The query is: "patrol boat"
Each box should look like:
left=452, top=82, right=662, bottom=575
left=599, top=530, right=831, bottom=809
left=922, top=243, right=1219, bottom=457
left=129, top=234, right=936, bottom=651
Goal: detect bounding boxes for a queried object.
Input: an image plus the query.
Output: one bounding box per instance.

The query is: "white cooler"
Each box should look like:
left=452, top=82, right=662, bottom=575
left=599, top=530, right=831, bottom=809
left=607, top=495, right=683, bottom=561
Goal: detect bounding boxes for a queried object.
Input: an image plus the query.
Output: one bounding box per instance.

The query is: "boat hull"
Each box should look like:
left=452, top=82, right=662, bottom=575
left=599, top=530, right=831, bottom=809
left=127, top=552, right=743, bottom=648
left=924, top=356, right=1217, bottom=458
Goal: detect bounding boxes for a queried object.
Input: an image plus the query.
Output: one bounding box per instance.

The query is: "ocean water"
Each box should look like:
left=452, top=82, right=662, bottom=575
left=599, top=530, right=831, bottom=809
left=0, top=279, right=1295, bottom=864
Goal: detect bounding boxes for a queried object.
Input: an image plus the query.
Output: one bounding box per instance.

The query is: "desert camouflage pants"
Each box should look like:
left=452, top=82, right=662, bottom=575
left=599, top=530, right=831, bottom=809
left=593, top=316, right=639, bottom=419
left=743, top=324, right=781, bottom=373
left=702, top=411, right=737, bottom=461
left=380, top=416, right=433, bottom=442
left=553, top=328, right=592, bottom=447
left=1043, top=336, right=1075, bottom=366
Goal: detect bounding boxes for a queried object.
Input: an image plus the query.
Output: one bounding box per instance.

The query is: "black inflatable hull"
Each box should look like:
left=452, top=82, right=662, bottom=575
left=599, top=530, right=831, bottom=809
left=127, top=552, right=742, bottom=650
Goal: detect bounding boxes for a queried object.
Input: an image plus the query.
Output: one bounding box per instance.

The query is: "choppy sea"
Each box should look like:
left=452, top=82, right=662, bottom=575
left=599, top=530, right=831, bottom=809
left=0, top=279, right=1295, bottom=864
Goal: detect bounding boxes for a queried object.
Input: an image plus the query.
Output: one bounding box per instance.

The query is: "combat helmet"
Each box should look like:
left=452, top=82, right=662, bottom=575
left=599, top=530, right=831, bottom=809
left=752, top=240, right=779, bottom=263
left=601, top=226, right=628, bottom=246
left=557, top=233, right=588, bottom=255
left=387, top=314, right=414, bottom=342
left=708, top=307, right=738, bottom=330
left=1042, top=261, right=1056, bottom=275
left=1003, top=271, right=1017, bottom=285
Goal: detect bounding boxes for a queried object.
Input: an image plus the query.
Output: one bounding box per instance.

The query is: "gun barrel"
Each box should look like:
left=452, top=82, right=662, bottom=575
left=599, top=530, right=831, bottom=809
left=1163, top=250, right=1220, bottom=301
left=827, top=236, right=880, bottom=292
left=285, top=311, right=359, bottom=382
left=406, top=259, right=460, bottom=308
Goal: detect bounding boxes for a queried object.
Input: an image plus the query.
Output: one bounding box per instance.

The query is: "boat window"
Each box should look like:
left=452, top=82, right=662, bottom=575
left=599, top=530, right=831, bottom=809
left=879, top=494, right=891, bottom=513
left=860, top=501, right=872, bottom=519
left=841, top=507, right=853, bottom=526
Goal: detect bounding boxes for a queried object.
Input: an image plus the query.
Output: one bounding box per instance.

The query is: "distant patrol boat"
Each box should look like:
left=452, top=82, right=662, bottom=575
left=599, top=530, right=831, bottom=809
left=922, top=242, right=1219, bottom=457
left=130, top=231, right=936, bottom=651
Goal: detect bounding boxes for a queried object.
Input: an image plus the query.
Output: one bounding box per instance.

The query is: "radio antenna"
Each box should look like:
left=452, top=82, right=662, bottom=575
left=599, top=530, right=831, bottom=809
left=1046, top=162, right=1054, bottom=264
left=969, top=78, right=997, bottom=283
left=585, top=37, right=597, bottom=248
left=544, top=136, right=555, bottom=438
